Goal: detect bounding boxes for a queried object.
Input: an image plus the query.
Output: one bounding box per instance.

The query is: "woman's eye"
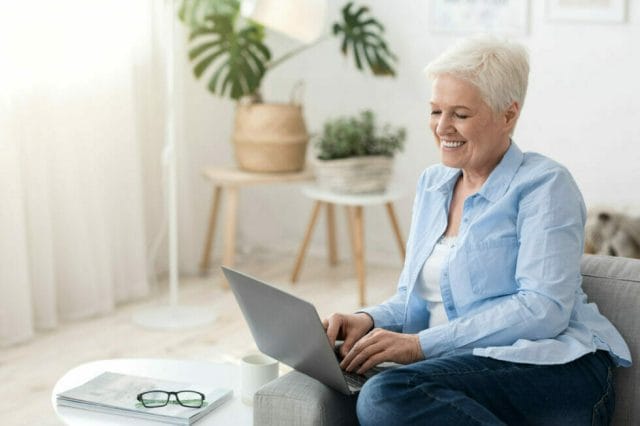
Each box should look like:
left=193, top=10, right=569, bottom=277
left=454, top=113, right=468, bottom=119
left=430, top=110, right=441, bottom=116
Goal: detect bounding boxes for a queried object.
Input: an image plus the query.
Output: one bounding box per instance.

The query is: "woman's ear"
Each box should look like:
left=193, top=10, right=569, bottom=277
left=504, top=102, right=520, bottom=130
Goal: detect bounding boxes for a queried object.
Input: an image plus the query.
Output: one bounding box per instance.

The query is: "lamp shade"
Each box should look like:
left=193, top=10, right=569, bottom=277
left=241, top=0, right=327, bottom=43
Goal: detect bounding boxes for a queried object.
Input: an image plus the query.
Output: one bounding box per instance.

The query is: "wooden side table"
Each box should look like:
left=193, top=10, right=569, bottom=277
left=200, top=167, right=314, bottom=273
left=291, top=185, right=406, bottom=306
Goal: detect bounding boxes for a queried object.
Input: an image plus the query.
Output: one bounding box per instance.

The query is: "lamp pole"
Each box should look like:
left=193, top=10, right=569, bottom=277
left=133, top=0, right=216, bottom=330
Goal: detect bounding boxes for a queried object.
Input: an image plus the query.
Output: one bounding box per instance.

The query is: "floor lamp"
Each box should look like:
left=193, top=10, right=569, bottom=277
left=133, top=0, right=216, bottom=329
left=134, top=0, right=326, bottom=329
left=241, top=0, right=327, bottom=43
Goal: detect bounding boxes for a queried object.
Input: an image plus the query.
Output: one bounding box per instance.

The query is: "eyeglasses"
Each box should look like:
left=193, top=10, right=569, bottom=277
left=136, top=390, right=206, bottom=408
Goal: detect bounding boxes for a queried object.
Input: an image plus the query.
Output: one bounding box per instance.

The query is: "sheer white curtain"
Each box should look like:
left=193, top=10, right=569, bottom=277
left=0, top=0, right=166, bottom=346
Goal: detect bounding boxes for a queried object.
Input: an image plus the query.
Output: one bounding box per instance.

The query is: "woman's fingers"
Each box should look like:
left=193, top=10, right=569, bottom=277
left=341, top=329, right=387, bottom=371
left=356, top=352, right=387, bottom=375
left=341, top=334, right=358, bottom=357
left=340, top=329, right=424, bottom=373
left=325, top=318, right=342, bottom=349
left=342, top=337, right=384, bottom=372
left=339, top=333, right=366, bottom=369
left=324, top=313, right=373, bottom=354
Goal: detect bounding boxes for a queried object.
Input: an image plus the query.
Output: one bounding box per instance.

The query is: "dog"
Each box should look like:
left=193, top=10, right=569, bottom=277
left=584, top=209, right=640, bottom=259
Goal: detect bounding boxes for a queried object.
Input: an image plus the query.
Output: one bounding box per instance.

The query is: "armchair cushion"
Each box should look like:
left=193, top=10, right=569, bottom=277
left=253, top=370, right=357, bottom=426
left=580, top=254, right=640, bottom=425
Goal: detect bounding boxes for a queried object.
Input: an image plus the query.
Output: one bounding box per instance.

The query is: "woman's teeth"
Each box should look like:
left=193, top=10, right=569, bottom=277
left=442, top=140, right=466, bottom=148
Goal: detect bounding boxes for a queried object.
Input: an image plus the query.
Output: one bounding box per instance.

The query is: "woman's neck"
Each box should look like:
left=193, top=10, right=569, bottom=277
left=459, top=172, right=487, bottom=193
left=460, top=140, right=510, bottom=191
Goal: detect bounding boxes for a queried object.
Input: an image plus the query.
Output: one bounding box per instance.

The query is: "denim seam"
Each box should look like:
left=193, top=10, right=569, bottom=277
left=408, top=373, right=499, bottom=426
left=411, top=362, right=537, bottom=380
left=591, top=366, right=614, bottom=426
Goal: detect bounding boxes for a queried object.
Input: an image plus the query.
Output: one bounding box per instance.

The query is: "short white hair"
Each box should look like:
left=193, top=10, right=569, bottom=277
left=424, top=34, right=529, bottom=113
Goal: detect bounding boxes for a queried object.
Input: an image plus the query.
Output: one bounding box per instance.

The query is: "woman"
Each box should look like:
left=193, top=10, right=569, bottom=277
left=323, top=35, right=631, bottom=425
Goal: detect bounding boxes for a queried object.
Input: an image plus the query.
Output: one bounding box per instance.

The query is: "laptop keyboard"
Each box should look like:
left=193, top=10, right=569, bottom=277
left=344, top=371, right=368, bottom=388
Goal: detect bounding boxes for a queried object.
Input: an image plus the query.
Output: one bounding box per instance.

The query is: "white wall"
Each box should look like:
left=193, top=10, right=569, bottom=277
left=173, top=1, right=640, bottom=274
left=520, top=3, right=640, bottom=209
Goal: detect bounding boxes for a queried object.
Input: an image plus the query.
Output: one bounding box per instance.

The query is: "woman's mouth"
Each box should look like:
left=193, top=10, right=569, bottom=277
left=441, top=140, right=466, bottom=149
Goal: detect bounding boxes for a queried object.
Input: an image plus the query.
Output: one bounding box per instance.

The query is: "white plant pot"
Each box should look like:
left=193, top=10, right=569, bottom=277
left=313, top=155, right=394, bottom=194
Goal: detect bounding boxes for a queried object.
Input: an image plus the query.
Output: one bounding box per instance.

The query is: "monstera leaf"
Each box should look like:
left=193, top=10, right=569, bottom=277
left=332, top=2, right=396, bottom=76
left=188, top=13, right=271, bottom=99
left=179, top=0, right=397, bottom=101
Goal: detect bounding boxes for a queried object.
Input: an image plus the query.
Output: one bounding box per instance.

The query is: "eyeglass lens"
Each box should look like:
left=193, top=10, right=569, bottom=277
left=176, top=391, right=205, bottom=408
left=140, top=391, right=170, bottom=407
left=139, top=391, right=204, bottom=408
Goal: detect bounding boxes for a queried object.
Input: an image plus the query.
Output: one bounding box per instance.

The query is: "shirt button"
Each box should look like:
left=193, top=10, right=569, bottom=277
left=463, top=218, right=469, bottom=223
left=446, top=305, right=454, bottom=311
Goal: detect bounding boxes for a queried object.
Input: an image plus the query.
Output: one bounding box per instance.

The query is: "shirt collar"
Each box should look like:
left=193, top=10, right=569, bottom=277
left=429, top=167, right=460, bottom=195
left=428, top=142, right=524, bottom=203
left=478, top=141, right=523, bottom=203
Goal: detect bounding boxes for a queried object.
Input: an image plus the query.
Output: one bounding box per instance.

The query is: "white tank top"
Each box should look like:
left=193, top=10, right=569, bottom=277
left=416, top=236, right=456, bottom=327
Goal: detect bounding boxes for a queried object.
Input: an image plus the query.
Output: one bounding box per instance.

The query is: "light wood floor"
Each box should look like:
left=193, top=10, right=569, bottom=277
left=0, top=250, right=401, bottom=425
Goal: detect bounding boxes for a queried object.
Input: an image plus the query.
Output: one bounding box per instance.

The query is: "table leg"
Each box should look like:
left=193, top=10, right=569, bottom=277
left=222, top=186, right=238, bottom=269
left=385, top=202, right=406, bottom=262
left=353, top=206, right=366, bottom=306
left=326, top=203, right=338, bottom=265
left=199, top=186, right=222, bottom=274
left=291, top=201, right=323, bottom=283
left=345, top=206, right=355, bottom=253
left=346, top=206, right=366, bottom=306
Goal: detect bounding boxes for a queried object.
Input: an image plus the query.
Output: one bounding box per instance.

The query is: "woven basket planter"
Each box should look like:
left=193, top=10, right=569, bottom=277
left=314, top=155, right=394, bottom=194
left=233, top=102, right=309, bottom=173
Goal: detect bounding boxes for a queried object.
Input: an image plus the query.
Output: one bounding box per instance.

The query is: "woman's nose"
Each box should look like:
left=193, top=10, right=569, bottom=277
left=436, top=115, right=454, bottom=136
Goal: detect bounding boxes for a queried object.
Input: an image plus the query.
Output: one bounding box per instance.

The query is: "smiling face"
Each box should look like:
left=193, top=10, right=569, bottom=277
left=429, top=74, right=518, bottom=182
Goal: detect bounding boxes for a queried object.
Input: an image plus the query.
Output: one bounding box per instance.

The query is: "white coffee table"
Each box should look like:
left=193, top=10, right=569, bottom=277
left=52, top=358, right=252, bottom=425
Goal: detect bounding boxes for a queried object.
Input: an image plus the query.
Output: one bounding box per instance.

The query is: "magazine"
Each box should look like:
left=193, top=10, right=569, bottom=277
left=56, top=371, right=233, bottom=425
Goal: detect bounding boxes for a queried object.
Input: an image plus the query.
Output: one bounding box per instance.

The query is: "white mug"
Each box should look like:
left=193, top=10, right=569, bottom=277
left=240, top=353, right=279, bottom=405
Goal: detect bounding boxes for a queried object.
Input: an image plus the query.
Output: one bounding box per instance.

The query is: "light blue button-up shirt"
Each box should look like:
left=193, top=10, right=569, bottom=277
left=362, top=143, right=631, bottom=366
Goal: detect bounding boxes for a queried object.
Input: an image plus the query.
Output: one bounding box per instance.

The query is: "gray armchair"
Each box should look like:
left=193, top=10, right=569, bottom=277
left=254, top=254, right=640, bottom=425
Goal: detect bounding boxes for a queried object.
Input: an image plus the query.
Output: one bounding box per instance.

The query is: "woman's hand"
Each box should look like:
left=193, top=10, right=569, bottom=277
left=322, top=312, right=374, bottom=358
left=340, top=328, right=424, bottom=374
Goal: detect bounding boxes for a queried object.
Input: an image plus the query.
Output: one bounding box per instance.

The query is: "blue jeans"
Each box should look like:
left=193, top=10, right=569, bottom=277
left=357, top=350, right=615, bottom=426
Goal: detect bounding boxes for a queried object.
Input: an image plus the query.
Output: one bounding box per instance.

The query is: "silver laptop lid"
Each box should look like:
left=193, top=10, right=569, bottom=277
left=222, top=267, right=351, bottom=394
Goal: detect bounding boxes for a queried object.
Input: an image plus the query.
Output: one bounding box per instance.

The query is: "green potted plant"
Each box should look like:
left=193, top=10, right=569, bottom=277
left=178, top=0, right=398, bottom=173
left=314, top=110, right=406, bottom=193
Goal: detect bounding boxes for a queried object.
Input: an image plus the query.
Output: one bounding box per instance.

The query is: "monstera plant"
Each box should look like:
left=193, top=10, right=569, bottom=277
left=179, top=0, right=396, bottom=99
left=178, top=0, right=398, bottom=172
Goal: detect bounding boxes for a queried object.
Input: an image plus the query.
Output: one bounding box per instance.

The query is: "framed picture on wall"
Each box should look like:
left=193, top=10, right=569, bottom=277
left=429, top=0, right=529, bottom=35
left=546, top=0, right=627, bottom=23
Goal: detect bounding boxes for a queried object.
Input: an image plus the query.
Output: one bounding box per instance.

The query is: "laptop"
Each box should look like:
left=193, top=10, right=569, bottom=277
left=222, top=266, right=382, bottom=395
